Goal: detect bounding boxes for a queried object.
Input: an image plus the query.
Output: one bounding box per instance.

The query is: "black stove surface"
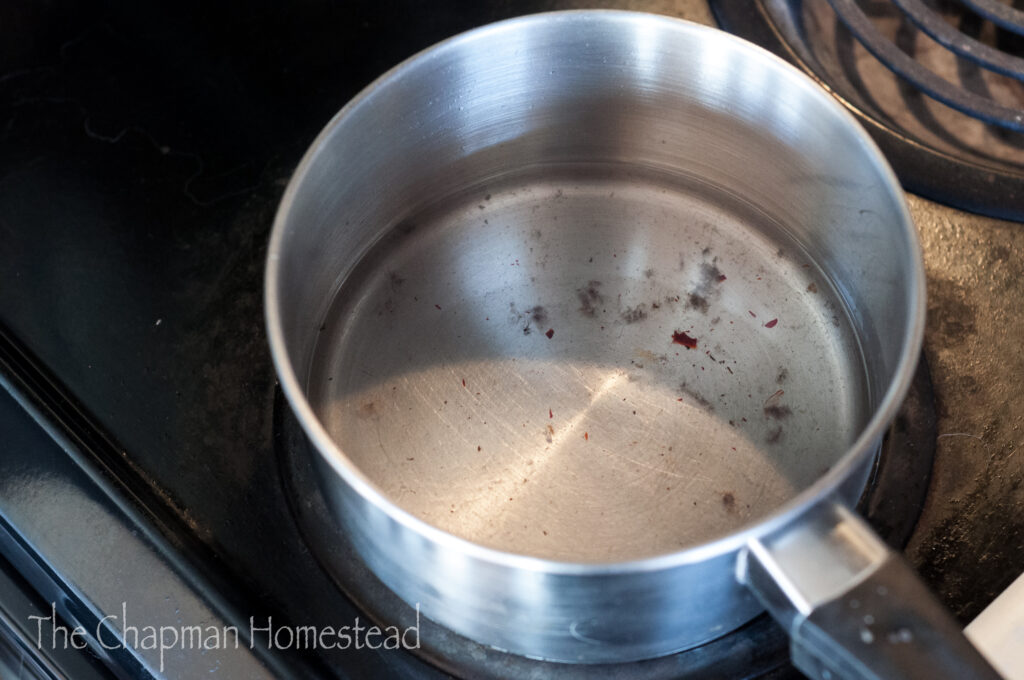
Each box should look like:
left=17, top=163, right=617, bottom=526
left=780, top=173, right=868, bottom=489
left=0, top=2, right=1019, bottom=679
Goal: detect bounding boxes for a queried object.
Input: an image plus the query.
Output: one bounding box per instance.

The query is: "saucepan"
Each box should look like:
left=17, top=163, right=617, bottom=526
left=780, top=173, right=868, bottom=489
left=266, top=11, right=1000, bottom=679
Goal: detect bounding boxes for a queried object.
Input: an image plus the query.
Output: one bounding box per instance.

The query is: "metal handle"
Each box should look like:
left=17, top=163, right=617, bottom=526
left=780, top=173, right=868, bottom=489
left=738, top=502, right=1003, bottom=680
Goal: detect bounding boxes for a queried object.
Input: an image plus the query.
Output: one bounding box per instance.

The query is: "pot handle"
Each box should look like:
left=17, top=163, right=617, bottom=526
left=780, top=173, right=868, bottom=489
left=738, top=501, right=1002, bottom=680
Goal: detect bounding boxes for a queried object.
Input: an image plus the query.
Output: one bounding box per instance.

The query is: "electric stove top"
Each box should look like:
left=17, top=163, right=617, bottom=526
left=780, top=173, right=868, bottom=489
left=1, top=1, right=1021, bottom=678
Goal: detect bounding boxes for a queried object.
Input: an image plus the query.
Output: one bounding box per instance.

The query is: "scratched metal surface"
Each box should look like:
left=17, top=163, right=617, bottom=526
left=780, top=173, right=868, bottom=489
left=310, top=167, right=866, bottom=562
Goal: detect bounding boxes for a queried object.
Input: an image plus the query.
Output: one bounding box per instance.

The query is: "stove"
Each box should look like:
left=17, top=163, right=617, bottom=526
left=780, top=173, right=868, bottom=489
left=0, top=1, right=1021, bottom=678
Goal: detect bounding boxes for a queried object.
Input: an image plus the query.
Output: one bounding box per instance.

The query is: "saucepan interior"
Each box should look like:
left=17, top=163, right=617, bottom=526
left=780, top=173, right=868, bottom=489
left=267, top=10, right=922, bottom=661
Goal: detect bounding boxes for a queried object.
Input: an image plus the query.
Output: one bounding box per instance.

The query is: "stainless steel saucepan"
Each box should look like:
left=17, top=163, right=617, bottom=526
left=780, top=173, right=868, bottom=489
left=266, top=11, right=1000, bottom=679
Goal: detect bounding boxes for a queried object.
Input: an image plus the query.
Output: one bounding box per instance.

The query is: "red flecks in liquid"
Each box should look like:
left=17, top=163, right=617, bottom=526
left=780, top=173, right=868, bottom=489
left=549, top=409, right=553, bottom=419
left=584, top=432, right=589, bottom=441
left=435, top=304, right=442, bottom=310
left=764, top=318, right=778, bottom=328
left=677, top=397, right=683, bottom=402
left=717, top=274, right=727, bottom=282
left=748, top=310, right=756, bottom=318
left=545, top=328, right=554, bottom=339
left=671, top=330, right=698, bottom=349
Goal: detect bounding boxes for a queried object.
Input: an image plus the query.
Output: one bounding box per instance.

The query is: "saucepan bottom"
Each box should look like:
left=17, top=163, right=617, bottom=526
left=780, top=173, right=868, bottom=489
left=307, top=162, right=868, bottom=563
